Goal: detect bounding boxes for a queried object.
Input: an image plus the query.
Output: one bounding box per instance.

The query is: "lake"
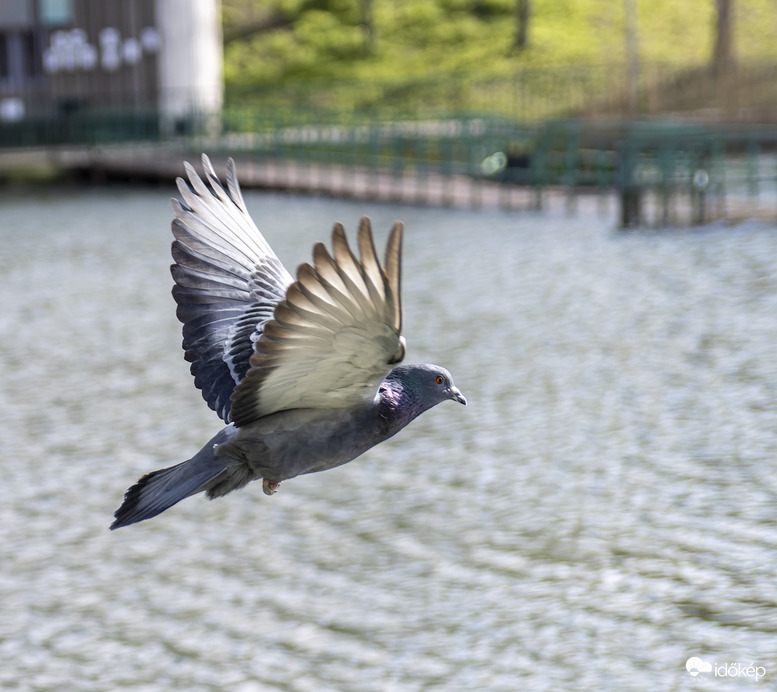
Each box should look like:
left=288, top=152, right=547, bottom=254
left=0, top=177, right=775, bottom=690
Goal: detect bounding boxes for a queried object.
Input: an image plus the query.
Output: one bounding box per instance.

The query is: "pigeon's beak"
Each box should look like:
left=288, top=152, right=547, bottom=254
left=450, top=386, right=467, bottom=406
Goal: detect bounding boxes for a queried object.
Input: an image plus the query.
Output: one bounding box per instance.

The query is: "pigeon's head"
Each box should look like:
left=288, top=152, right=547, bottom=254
left=387, top=363, right=467, bottom=410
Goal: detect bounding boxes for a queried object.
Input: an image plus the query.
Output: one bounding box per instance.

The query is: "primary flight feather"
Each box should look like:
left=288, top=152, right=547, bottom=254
left=111, top=155, right=465, bottom=529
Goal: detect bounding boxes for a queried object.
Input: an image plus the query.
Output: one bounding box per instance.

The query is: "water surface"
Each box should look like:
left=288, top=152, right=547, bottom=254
left=1, top=183, right=776, bottom=690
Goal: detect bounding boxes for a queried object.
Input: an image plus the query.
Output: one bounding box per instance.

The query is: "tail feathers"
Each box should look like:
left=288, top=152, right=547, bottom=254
left=111, top=457, right=228, bottom=530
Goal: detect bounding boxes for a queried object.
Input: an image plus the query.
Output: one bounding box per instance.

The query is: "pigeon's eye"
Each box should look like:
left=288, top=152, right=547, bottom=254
left=435, top=376, right=444, bottom=385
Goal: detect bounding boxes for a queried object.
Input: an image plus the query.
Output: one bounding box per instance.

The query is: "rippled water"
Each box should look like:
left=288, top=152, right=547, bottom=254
left=1, top=181, right=776, bottom=691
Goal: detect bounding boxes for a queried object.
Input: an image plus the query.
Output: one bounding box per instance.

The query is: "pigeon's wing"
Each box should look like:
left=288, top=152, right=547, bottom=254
left=230, top=218, right=405, bottom=426
left=171, top=155, right=294, bottom=422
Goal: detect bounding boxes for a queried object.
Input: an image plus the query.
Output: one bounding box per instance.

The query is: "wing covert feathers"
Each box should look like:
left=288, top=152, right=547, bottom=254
left=230, top=219, right=405, bottom=426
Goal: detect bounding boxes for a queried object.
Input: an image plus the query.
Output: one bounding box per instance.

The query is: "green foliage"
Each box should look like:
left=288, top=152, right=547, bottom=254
left=222, top=0, right=777, bottom=119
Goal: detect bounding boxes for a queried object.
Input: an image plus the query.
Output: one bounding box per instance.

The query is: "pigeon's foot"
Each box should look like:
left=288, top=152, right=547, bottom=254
left=263, top=478, right=281, bottom=496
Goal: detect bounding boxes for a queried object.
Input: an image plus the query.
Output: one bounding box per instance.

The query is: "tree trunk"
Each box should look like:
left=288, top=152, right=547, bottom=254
left=361, top=0, right=376, bottom=55
left=514, top=0, right=529, bottom=51
left=712, top=0, right=734, bottom=76
left=624, top=0, right=640, bottom=113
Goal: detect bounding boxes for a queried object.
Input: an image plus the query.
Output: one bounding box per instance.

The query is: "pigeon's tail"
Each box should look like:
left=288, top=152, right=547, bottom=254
left=111, top=427, right=237, bottom=530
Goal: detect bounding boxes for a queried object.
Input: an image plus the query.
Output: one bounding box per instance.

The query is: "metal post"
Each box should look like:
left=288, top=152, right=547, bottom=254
left=618, top=139, right=641, bottom=228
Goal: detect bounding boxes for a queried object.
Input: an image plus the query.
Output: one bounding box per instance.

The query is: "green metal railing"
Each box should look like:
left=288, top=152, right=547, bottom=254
left=0, top=107, right=160, bottom=148
left=4, top=100, right=777, bottom=226
left=613, top=122, right=777, bottom=226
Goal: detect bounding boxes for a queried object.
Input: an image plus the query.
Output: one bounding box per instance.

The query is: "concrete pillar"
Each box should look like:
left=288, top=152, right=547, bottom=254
left=154, top=0, right=223, bottom=135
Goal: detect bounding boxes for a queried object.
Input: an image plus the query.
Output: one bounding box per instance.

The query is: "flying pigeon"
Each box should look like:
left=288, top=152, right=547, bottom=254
left=111, top=155, right=466, bottom=529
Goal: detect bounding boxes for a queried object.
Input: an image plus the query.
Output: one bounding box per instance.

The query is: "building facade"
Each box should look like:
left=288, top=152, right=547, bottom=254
left=0, top=0, right=222, bottom=139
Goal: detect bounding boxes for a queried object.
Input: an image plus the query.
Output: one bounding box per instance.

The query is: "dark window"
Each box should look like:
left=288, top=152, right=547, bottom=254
left=0, top=31, right=41, bottom=81
left=21, top=30, right=38, bottom=77
left=0, top=35, right=8, bottom=79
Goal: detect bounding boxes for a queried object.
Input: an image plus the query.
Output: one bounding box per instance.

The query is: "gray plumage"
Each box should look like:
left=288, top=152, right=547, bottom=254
left=111, top=155, right=465, bottom=530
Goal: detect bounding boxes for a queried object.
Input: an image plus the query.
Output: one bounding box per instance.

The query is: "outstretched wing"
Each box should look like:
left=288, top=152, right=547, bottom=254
left=230, top=218, right=405, bottom=426
left=170, top=155, right=293, bottom=422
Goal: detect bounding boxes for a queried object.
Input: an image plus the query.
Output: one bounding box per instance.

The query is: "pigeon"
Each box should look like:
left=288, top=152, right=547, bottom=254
left=111, top=155, right=466, bottom=530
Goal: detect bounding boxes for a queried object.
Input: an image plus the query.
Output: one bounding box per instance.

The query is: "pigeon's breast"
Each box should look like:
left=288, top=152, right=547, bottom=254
left=226, top=404, right=386, bottom=481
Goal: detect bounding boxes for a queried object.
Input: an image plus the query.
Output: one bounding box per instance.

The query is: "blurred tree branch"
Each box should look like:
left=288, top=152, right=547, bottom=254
left=223, top=11, right=293, bottom=44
